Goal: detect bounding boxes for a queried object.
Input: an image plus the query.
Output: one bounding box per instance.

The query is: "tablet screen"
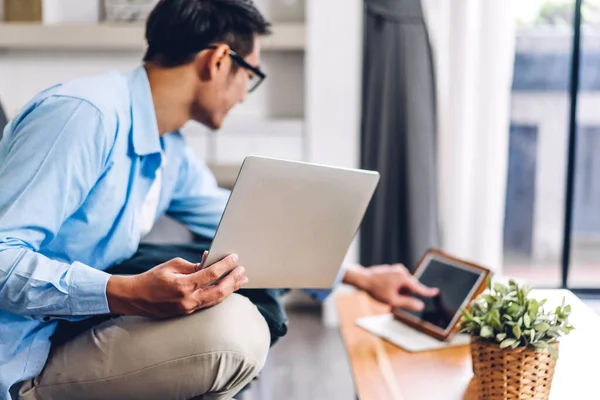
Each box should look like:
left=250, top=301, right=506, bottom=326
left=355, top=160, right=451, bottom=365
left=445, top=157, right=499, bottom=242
left=405, top=258, right=484, bottom=331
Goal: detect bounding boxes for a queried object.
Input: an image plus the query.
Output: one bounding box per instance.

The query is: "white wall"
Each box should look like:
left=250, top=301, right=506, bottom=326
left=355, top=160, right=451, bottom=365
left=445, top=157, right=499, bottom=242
left=305, top=0, right=364, bottom=326
left=306, top=0, right=363, bottom=268
left=0, top=51, right=303, bottom=117
left=0, top=51, right=139, bottom=117
left=305, top=0, right=362, bottom=170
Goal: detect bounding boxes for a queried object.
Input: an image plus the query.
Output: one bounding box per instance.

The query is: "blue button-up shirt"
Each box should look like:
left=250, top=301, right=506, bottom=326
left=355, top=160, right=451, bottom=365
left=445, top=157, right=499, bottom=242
left=0, top=67, right=340, bottom=399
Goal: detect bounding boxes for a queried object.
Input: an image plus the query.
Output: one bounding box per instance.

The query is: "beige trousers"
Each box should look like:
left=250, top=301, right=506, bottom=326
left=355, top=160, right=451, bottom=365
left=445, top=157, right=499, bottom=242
left=17, top=294, right=270, bottom=400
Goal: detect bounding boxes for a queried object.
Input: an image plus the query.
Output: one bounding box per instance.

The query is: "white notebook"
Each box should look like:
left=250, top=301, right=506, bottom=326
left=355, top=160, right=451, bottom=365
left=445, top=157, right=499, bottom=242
left=356, top=314, right=471, bottom=352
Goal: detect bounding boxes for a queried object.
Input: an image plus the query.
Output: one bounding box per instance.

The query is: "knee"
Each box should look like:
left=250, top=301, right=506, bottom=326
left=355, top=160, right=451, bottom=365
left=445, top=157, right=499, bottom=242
left=186, top=293, right=271, bottom=388
left=207, top=293, right=271, bottom=368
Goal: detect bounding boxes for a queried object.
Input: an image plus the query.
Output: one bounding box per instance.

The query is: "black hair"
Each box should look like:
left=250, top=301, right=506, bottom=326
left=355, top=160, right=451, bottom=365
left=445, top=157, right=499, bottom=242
left=143, top=0, right=271, bottom=68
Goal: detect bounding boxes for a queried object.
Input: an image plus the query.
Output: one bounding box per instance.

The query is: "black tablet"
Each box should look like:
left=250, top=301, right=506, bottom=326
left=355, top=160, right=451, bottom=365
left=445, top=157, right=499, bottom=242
left=392, top=249, right=491, bottom=341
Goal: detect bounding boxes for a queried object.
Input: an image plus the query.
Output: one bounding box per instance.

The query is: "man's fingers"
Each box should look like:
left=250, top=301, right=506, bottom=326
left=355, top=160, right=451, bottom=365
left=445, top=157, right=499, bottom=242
left=392, top=296, right=426, bottom=312
left=406, top=277, right=439, bottom=298
left=167, top=257, right=200, bottom=275
left=188, top=254, right=240, bottom=287
left=199, top=251, right=208, bottom=269
left=194, top=266, right=248, bottom=307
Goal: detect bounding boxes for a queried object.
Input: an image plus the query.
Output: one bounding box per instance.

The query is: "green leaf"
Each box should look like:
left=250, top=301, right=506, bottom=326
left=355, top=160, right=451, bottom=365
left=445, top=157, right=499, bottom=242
left=494, top=282, right=508, bottom=295
left=533, top=341, right=549, bottom=350
left=547, top=327, right=560, bottom=338
left=500, top=338, right=517, bottom=349
left=507, top=303, right=519, bottom=316
left=496, top=332, right=507, bottom=341
left=480, top=325, right=494, bottom=338
left=460, top=308, right=473, bottom=321
left=473, top=300, right=487, bottom=316
left=549, top=346, right=559, bottom=359
left=487, top=276, right=492, bottom=290
left=534, top=322, right=550, bottom=333
left=483, top=294, right=496, bottom=305
left=513, top=325, right=522, bottom=339
left=564, top=305, right=572, bottom=314
left=524, top=314, right=531, bottom=328
left=518, top=287, right=526, bottom=304
left=528, top=299, right=539, bottom=319
left=558, top=326, right=573, bottom=334
left=534, top=331, right=545, bottom=342
left=529, top=329, right=535, bottom=342
left=473, top=299, right=486, bottom=310
left=489, top=309, right=502, bottom=330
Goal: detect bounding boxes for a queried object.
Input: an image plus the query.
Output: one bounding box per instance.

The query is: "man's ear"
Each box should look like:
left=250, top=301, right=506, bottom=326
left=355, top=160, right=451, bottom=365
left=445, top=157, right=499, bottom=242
left=195, top=44, right=231, bottom=82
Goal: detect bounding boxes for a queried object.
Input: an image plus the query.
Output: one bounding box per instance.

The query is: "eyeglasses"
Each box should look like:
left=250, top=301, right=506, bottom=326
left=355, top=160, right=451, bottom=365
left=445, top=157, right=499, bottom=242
left=205, top=45, right=266, bottom=93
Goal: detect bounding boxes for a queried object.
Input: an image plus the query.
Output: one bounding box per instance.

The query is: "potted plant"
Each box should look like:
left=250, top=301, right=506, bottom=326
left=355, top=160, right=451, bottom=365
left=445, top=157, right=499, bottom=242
left=459, top=278, right=575, bottom=400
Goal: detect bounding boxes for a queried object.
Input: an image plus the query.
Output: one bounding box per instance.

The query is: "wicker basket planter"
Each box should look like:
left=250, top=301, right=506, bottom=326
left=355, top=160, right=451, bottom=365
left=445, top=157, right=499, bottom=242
left=471, top=338, right=558, bottom=400
left=459, top=279, right=574, bottom=400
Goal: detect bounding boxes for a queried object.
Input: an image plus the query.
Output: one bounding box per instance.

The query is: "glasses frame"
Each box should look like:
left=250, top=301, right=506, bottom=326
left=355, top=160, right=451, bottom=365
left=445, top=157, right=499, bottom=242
left=205, top=45, right=266, bottom=93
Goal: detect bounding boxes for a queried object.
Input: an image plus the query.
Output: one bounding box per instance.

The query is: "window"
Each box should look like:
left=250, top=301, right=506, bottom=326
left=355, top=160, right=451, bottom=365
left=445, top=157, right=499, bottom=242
left=503, top=0, right=600, bottom=289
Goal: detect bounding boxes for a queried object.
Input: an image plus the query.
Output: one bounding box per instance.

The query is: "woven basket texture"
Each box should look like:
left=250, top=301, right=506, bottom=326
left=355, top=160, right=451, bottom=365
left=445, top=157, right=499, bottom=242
left=471, top=339, right=558, bottom=400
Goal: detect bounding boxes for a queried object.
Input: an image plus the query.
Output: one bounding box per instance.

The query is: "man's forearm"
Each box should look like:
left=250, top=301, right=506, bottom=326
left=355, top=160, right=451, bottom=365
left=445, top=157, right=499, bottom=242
left=342, top=264, right=373, bottom=292
left=106, top=275, right=140, bottom=315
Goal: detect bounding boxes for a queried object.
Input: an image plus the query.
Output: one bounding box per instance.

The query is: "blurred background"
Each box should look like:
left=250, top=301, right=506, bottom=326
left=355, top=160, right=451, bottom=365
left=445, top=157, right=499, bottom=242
left=0, top=0, right=599, bottom=398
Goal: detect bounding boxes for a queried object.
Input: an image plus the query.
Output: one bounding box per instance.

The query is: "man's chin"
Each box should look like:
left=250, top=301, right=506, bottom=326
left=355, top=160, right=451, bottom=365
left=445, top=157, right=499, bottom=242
left=210, top=119, right=224, bottom=130
left=194, top=116, right=224, bottom=131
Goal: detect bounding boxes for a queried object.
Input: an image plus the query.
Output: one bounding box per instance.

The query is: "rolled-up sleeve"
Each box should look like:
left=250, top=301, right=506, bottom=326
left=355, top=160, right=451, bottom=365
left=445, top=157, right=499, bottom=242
left=0, top=97, right=112, bottom=320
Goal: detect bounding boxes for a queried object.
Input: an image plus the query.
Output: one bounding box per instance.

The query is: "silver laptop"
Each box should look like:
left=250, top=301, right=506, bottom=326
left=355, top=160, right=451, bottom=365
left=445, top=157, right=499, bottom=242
left=204, top=156, right=380, bottom=289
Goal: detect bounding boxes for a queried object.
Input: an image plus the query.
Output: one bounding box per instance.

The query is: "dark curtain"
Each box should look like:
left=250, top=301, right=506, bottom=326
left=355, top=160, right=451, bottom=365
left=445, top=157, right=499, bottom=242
left=360, top=0, right=440, bottom=270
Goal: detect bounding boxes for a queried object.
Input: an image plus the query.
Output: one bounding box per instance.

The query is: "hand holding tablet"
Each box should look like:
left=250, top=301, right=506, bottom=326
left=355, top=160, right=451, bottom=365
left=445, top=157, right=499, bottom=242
left=392, top=249, right=491, bottom=341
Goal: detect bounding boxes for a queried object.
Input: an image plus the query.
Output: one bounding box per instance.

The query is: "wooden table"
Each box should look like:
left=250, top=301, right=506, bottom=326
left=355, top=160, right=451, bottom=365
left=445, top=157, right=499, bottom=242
left=336, top=289, right=600, bottom=400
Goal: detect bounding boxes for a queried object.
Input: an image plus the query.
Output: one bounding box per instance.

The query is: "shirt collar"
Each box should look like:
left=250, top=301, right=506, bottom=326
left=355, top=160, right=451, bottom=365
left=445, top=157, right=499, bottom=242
left=127, top=66, right=162, bottom=156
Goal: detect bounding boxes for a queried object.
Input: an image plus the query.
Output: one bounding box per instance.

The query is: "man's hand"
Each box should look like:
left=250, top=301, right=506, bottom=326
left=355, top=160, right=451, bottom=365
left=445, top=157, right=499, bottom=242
left=106, top=252, right=248, bottom=318
left=343, top=264, right=439, bottom=312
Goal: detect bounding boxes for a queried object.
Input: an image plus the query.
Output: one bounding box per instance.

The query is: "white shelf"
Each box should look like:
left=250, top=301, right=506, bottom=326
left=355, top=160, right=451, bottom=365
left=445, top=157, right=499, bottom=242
left=0, top=22, right=305, bottom=51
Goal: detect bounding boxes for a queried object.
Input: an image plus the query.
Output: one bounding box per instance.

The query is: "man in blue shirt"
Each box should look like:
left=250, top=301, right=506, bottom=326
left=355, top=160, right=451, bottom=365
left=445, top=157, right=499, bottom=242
left=0, top=1, right=438, bottom=399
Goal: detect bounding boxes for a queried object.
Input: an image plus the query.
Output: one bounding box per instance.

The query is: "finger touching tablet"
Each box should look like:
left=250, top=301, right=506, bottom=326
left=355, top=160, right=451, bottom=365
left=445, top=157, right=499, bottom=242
left=392, top=249, right=491, bottom=341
